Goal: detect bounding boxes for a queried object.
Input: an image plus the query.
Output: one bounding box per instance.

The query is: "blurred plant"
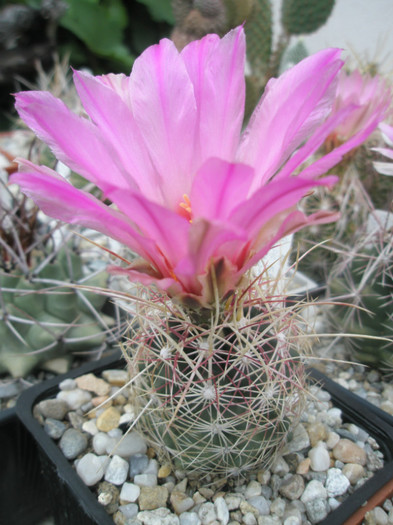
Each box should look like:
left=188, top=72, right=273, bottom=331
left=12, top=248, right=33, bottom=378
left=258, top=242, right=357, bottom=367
left=327, top=210, right=393, bottom=373
left=171, top=0, right=335, bottom=101
left=293, top=68, right=391, bottom=281
left=0, top=171, right=121, bottom=378
left=11, top=28, right=378, bottom=474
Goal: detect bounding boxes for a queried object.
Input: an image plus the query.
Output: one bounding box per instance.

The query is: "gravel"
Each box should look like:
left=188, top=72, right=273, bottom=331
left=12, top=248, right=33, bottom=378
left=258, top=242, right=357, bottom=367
left=31, top=366, right=390, bottom=525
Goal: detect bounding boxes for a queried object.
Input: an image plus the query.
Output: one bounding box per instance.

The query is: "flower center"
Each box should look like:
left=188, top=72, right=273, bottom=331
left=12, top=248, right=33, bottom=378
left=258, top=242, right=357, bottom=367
left=179, top=194, right=192, bottom=222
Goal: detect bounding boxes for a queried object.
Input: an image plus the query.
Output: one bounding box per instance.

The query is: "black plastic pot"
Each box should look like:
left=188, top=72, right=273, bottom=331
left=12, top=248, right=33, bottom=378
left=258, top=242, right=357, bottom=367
left=14, top=355, right=393, bottom=525
left=0, top=406, right=52, bottom=525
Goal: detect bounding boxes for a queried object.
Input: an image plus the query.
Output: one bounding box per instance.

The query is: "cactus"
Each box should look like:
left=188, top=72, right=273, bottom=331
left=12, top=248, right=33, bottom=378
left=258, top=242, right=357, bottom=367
left=0, top=167, right=120, bottom=378
left=281, top=0, right=335, bottom=36
left=126, top=280, right=309, bottom=477
left=171, top=0, right=335, bottom=107
left=328, top=226, right=393, bottom=372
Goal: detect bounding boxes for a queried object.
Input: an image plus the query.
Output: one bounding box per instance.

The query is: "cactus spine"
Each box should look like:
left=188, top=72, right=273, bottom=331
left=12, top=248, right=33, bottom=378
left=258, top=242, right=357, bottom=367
left=328, top=220, right=393, bottom=373
left=127, top=280, right=309, bottom=477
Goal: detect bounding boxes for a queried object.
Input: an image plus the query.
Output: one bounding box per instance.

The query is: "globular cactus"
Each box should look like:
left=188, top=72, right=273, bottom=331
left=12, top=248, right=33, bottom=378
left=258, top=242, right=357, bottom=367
left=328, top=222, right=393, bottom=373
left=0, top=173, right=119, bottom=378
left=127, top=282, right=309, bottom=477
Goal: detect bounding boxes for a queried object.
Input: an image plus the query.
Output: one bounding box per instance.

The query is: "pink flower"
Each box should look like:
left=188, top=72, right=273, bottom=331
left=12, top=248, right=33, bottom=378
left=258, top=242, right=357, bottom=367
left=11, top=28, right=384, bottom=307
left=373, top=123, right=393, bottom=176
left=325, top=69, right=391, bottom=149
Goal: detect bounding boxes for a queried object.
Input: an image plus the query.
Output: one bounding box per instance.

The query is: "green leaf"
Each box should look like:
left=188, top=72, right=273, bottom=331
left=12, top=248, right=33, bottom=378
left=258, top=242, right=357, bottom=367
left=59, top=0, right=134, bottom=67
left=135, top=0, right=175, bottom=24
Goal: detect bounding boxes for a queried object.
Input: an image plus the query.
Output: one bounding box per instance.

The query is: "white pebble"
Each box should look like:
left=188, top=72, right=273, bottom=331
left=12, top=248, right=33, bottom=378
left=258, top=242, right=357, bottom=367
left=215, top=497, right=229, bottom=525
left=82, top=420, right=98, bottom=436
left=106, top=432, right=147, bottom=457
left=301, top=480, right=327, bottom=503
left=326, top=407, right=342, bottom=426
left=242, top=513, right=257, bottom=525
left=76, top=453, right=105, bottom=486
left=134, top=473, right=158, bottom=487
left=309, top=443, right=330, bottom=472
left=104, top=455, right=129, bottom=485
left=137, top=508, right=180, bottom=525
left=326, top=468, right=350, bottom=497
left=59, top=378, right=76, bottom=391
left=179, top=512, right=201, bottom=525
left=245, top=481, right=262, bottom=499
left=198, top=502, right=217, bottom=524
left=326, top=431, right=340, bottom=449
left=120, top=482, right=140, bottom=503
left=57, top=388, right=92, bottom=410
left=92, top=432, right=110, bottom=455
left=144, top=459, right=159, bottom=476
left=248, top=495, right=270, bottom=515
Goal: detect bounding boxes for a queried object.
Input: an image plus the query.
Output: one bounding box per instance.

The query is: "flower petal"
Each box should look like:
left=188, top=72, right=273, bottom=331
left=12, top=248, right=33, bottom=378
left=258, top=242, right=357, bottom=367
left=11, top=161, right=156, bottom=262
left=238, top=48, right=343, bottom=190
left=73, top=70, right=165, bottom=205
left=181, top=26, right=246, bottom=164
left=14, top=91, right=133, bottom=193
left=191, top=158, right=254, bottom=221
left=243, top=209, right=340, bottom=272
left=230, top=176, right=337, bottom=237
left=106, top=187, right=190, bottom=273
left=129, top=37, right=197, bottom=209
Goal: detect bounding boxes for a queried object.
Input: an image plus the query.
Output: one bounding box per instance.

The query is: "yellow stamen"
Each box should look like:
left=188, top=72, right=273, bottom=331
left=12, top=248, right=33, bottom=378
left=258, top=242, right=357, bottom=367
left=179, top=193, right=192, bottom=222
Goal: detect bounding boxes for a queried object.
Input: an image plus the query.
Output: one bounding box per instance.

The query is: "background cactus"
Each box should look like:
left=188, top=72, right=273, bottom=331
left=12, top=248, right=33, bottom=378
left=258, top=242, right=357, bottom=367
left=327, top=223, right=393, bottom=372
left=126, top=281, right=309, bottom=477
left=281, top=0, right=335, bottom=36
left=0, top=156, right=121, bottom=378
left=171, top=0, right=335, bottom=95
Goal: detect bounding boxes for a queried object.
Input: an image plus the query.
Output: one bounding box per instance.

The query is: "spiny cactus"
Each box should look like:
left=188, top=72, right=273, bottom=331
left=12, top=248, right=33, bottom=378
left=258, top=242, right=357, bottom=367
left=171, top=0, right=335, bottom=108
left=0, top=169, right=120, bottom=378
left=126, top=280, right=309, bottom=477
left=328, top=215, right=393, bottom=373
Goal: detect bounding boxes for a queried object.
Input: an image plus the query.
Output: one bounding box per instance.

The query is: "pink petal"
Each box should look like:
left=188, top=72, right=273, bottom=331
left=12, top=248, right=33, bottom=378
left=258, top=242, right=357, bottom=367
left=129, top=37, right=197, bottom=209
left=97, top=73, right=132, bottom=109
left=14, top=91, right=133, bottom=193
left=238, top=48, right=343, bottom=190
left=181, top=26, right=246, bottom=164
left=11, top=161, right=157, bottom=263
left=106, top=188, right=190, bottom=272
left=73, top=70, right=165, bottom=205
left=300, top=114, right=385, bottom=179
left=230, top=176, right=337, bottom=237
left=274, top=104, right=357, bottom=182
left=106, top=264, right=183, bottom=296
left=191, top=158, right=254, bottom=221
left=243, top=209, right=340, bottom=272
left=176, top=218, right=247, bottom=278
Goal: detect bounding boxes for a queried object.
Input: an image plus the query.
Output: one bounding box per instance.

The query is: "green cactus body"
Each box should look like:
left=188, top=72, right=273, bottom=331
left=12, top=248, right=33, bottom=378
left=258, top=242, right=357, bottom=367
left=329, top=238, right=393, bottom=372
left=243, top=0, right=273, bottom=80
left=0, top=246, right=117, bottom=377
left=128, top=290, right=308, bottom=477
left=281, top=0, right=335, bottom=35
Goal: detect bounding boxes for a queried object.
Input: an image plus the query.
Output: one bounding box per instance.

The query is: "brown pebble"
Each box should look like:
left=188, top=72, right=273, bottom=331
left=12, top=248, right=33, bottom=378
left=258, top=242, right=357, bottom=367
left=147, top=447, right=156, bottom=459
left=158, top=464, right=172, bottom=478
left=333, top=439, right=367, bottom=465
left=307, top=422, right=328, bottom=447
left=296, top=458, right=311, bottom=475
left=75, top=373, right=111, bottom=396
left=138, top=486, right=169, bottom=510
left=96, top=406, right=121, bottom=432
left=91, top=396, right=111, bottom=407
